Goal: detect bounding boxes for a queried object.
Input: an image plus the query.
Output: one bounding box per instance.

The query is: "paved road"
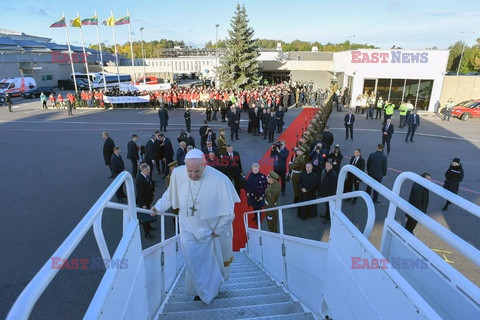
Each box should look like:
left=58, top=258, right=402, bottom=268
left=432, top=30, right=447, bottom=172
left=0, top=100, right=479, bottom=318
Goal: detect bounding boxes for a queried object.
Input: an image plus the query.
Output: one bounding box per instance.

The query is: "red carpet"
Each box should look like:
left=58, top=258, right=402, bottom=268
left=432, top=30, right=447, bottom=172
left=232, top=108, right=319, bottom=251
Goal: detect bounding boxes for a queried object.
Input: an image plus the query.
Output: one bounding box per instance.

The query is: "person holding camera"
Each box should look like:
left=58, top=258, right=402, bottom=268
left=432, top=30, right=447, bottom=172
left=309, top=142, right=327, bottom=174
left=328, top=145, right=344, bottom=176
left=270, top=140, right=289, bottom=196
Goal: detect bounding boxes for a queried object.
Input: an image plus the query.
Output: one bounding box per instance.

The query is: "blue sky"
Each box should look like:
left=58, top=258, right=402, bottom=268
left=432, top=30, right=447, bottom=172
left=1, top=0, right=479, bottom=49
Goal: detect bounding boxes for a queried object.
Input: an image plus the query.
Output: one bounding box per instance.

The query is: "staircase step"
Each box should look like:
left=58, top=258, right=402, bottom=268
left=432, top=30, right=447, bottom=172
left=164, top=292, right=291, bottom=312
left=175, top=275, right=271, bottom=288
left=172, top=279, right=277, bottom=294
left=168, top=286, right=285, bottom=302
left=229, top=271, right=267, bottom=279
left=157, top=301, right=305, bottom=320
left=247, top=313, right=315, bottom=320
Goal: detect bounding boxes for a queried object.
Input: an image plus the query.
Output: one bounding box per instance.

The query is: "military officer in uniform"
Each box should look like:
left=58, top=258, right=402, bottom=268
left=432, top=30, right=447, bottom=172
left=265, top=171, right=281, bottom=233
left=216, top=128, right=227, bottom=156
left=289, top=146, right=307, bottom=203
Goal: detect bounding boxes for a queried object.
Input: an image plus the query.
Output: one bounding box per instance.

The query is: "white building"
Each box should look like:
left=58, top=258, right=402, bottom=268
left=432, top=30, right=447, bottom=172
left=333, top=49, right=450, bottom=112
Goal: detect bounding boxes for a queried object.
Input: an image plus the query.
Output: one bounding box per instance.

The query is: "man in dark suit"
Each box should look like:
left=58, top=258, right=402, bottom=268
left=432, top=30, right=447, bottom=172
left=126, top=134, right=139, bottom=178
left=221, top=145, right=243, bottom=196
left=381, top=118, right=394, bottom=156
left=145, top=134, right=156, bottom=177
left=322, top=126, right=334, bottom=153
left=344, top=109, right=355, bottom=140
left=405, top=109, right=420, bottom=143
left=275, top=107, right=285, bottom=133
left=136, top=163, right=156, bottom=239
left=405, top=172, right=431, bottom=234
left=267, top=111, right=277, bottom=143
left=366, top=144, right=388, bottom=203
left=270, top=140, right=289, bottom=196
left=344, top=149, right=365, bottom=204
left=158, top=106, right=169, bottom=132
left=176, top=141, right=187, bottom=166
left=154, top=131, right=165, bottom=175
left=319, top=161, right=337, bottom=224
left=201, top=140, right=218, bottom=157
left=199, top=120, right=209, bottom=145
left=102, top=132, right=115, bottom=178
left=110, top=146, right=127, bottom=202
left=158, top=134, right=174, bottom=177
left=228, top=106, right=240, bottom=141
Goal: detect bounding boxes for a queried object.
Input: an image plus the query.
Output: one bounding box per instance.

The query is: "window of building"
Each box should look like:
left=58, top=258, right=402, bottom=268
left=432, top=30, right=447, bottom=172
left=390, top=79, right=405, bottom=106
left=363, top=79, right=376, bottom=95
left=41, top=75, right=53, bottom=81
left=417, top=80, right=434, bottom=110
left=404, top=79, right=420, bottom=106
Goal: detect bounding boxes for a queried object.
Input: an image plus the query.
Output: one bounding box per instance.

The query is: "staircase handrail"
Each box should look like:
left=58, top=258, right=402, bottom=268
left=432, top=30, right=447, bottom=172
left=7, top=171, right=178, bottom=320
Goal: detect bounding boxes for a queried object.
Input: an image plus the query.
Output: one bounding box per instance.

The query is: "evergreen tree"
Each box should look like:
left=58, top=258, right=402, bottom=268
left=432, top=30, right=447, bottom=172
left=217, top=4, right=261, bottom=90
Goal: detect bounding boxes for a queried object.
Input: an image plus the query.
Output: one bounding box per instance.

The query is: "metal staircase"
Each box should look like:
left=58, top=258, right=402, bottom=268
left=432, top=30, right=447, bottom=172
left=157, top=252, right=314, bottom=320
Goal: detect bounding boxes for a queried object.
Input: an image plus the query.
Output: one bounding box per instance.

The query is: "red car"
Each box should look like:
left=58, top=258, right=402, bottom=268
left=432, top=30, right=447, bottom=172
left=135, top=76, right=164, bottom=85
left=451, top=99, right=480, bottom=121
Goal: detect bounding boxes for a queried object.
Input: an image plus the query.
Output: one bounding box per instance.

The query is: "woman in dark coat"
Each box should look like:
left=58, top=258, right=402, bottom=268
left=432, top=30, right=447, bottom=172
left=327, top=145, right=344, bottom=176
left=441, top=158, right=464, bottom=211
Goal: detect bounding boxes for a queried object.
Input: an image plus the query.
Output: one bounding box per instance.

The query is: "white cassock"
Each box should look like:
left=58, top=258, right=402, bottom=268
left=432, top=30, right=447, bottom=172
left=153, top=165, right=240, bottom=304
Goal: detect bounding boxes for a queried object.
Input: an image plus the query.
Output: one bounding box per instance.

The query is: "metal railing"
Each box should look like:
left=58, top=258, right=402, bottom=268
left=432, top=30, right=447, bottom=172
left=243, top=190, right=376, bottom=239
left=385, top=171, right=480, bottom=267
left=7, top=171, right=178, bottom=320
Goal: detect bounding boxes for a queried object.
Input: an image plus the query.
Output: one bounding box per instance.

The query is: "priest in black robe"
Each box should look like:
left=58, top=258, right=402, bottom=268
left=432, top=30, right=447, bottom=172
left=298, top=162, right=319, bottom=219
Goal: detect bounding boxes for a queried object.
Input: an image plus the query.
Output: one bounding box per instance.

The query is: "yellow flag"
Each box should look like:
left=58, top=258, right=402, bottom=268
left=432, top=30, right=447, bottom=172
left=102, top=15, right=115, bottom=27
left=71, top=16, right=82, bottom=28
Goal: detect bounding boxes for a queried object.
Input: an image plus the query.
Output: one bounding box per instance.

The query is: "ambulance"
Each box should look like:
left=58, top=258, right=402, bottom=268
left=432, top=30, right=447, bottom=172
left=0, top=77, right=37, bottom=97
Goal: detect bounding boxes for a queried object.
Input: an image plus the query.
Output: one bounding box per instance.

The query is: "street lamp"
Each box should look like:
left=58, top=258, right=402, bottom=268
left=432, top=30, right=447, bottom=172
left=140, top=27, right=147, bottom=85
left=457, top=31, right=476, bottom=76
left=215, top=24, right=219, bottom=89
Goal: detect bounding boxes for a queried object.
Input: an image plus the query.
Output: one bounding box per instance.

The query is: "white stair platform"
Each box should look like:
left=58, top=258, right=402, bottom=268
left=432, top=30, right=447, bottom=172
left=157, top=252, right=315, bottom=320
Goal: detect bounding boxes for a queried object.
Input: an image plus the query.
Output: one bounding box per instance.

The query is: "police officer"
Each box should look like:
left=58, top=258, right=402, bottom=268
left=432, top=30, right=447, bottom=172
left=383, top=101, right=395, bottom=124
left=398, top=102, right=408, bottom=128
left=184, top=109, right=191, bottom=132
left=265, top=171, right=281, bottom=233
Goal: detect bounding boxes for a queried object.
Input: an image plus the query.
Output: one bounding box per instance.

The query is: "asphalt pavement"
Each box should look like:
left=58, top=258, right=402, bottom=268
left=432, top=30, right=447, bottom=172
left=0, top=98, right=479, bottom=319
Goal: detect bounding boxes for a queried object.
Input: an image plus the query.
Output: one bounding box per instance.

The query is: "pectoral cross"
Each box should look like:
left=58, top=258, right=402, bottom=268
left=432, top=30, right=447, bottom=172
left=189, top=205, right=197, bottom=216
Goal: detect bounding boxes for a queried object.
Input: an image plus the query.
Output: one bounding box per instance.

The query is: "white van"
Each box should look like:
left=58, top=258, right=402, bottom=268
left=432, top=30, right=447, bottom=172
left=0, top=77, right=36, bottom=96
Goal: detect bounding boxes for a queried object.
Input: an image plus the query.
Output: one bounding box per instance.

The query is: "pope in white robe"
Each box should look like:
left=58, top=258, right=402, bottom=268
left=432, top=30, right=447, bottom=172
left=152, top=149, right=240, bottom=304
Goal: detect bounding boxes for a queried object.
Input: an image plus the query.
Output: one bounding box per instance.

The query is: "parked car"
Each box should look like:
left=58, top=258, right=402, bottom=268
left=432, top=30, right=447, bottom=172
left=57, top=79, right=89, bottom=90
left=451, top=99, right=480, bottom=121
left=22, top=87, right=56, bottom=99
left=0, top=92, right=5, bottom=104
left=135, top=76, right=164, bottom=85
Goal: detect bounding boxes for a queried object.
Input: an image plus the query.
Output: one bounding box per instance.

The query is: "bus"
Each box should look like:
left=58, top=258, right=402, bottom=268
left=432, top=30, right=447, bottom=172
left=70, top=72, right=97, bottom=83
left=91, top=74, right=132, bottom=89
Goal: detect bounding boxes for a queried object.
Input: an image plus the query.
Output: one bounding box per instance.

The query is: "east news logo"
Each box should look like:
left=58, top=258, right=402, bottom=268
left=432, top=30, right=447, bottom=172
left=351, top=50, right=429, bottom=64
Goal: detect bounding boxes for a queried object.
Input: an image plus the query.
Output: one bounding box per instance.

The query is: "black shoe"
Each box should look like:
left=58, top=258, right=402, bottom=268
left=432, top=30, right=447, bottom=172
left=373, top=200, right=382, bottom=204
left=194, top=296, right=201, bottom=301
left=145, top=233, right=154, bottom=239
left=320, top=214, right=328, bottom=219
left=322, top=219, right=331, bottom=224
left=441, top=204, right=448, bottom=211
left=410, top=140, right=414, bottom=142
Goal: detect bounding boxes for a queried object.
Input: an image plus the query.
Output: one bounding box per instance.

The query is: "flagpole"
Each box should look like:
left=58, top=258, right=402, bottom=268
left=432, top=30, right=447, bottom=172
left=94, top=10, right=107, bottom=92
left=63, top=12, right=78, bottom=93
left=127, top=10, right=137, bottom=83
left=77, top=12, right=92, bottom=91
left=110, top=10, right=121, bottom=88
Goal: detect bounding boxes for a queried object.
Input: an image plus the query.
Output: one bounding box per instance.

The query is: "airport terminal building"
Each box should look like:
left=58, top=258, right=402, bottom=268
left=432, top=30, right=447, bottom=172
left=2, top=29, right=473, bottom=112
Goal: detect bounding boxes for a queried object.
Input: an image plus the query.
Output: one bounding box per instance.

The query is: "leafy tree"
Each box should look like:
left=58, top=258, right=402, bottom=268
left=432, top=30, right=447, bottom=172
left=216, top=4, right=261, bottom=89
left=447, top=41, right=464, bottom=72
